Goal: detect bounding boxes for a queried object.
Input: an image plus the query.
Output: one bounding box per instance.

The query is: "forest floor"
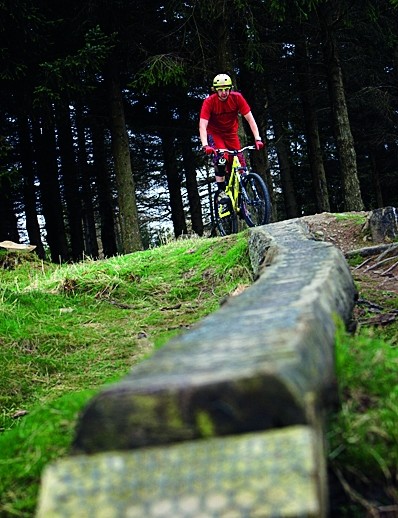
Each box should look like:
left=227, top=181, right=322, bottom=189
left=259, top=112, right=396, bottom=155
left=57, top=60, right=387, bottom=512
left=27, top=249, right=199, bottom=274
left=301, top=211, right=398, bottom=516
left=1, top=212, right=397, bottom=516
left=301, top=211, right=398, bottom=328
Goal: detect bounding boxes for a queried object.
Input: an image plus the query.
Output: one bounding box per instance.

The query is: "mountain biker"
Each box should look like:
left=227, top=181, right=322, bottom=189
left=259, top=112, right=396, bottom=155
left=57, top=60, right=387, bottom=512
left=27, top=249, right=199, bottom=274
left=199, top=73, right=264, bottom=197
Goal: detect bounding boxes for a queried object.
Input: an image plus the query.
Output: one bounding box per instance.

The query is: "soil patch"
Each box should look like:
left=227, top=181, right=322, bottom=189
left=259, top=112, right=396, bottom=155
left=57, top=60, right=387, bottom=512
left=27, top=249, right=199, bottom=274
left=301, top=211, right=398, bottom=297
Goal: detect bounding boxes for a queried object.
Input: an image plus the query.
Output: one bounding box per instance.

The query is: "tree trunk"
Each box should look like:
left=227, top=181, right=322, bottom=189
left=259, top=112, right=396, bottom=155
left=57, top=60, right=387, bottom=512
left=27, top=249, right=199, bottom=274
left=212, top=0, right=233, bottom=72
left=181, top=140, right=203, bottom=236
left=56, top=98, right=85, bottom=261
left=267, top=78, right=298, bottom=219
left=89, top=99, right=118, bottom=258
left=160, top=129, right=187, bottom=238
left=240, top=72, right=276, bottom=222
left=317, top=4, right=364, bottom=211
left=0, top=175, right=19, bottom=243
left=369, top=147, right=384, bottom=208
left=295, top=36, right=330, bottom=213
left=17, top=110, right=46, bottom=258
left=107, top=65, right=143, bottom=253
left=75, top=104, right=99, bottom=259
left=157, top=99, right=187, bottom=238
left=33, top=110, right=69, bottom=263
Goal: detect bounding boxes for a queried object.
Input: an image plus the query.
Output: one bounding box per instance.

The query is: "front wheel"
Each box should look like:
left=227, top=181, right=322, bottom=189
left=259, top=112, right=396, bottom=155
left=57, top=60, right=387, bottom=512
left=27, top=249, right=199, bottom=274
left=240, top=172, right=271, bottom=227
left=214, top=192, right=238, bottom=236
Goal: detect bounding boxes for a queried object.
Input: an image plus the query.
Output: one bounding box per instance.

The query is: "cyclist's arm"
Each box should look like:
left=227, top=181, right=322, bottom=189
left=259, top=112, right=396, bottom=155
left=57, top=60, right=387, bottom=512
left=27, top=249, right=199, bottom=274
left=199, top=118, right=209, bottom=147
left=243, top=111, right=261, bottom=141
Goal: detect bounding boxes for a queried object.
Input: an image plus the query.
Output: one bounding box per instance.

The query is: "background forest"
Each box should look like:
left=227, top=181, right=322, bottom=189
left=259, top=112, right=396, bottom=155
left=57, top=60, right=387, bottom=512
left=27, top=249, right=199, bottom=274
left=1, top=0, right=398, bottom=262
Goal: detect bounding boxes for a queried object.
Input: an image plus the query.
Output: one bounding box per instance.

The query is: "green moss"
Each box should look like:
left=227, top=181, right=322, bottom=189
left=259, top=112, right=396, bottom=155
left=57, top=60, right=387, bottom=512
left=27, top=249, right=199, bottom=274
left=195, top=410, right=215, bottom=438
left=347, top=254, right=364, bottom=267
left=334, top=213, right=367, bottom=225
left=128, top=394, right=185, bottom=432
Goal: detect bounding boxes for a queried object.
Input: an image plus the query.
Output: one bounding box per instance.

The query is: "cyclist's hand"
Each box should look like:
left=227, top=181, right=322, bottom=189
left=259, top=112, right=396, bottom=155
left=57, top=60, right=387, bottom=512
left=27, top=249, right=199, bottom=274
left=203, top=145, right=216, bottom=155
left=255, top=139, right=264, bottom=151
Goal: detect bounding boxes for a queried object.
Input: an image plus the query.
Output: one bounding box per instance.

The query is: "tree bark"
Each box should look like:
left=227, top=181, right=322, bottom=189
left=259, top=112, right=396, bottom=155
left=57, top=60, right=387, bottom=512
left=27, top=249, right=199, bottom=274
left=89, top=98, right=118, bottom=258
left=317, top=4, right=364, bottom=211
left=33, top=110, right=69, bottom=263
left=295, top=36, right=330, bottom=213
left=107, top=64, right=143, bottom=253
left=181, top=139, right=203, bottom=236
left=75, top=104, right=99, bottom=259
left=369, top=147, right=384, bottom=208
left=17, top=110, right=46, bottom=258
left=56, top=98, right=85, bottom=261
left=212, top=0, right=233, bottom=72
left=160, top=130, right=187, bottom=238
left=0, top=175, right=19, bottom=243
left=267, top=78, right=298, bottom=219
left=157, top=99, right=187, bottom=238
left=177, top=98, right=204, bottom=237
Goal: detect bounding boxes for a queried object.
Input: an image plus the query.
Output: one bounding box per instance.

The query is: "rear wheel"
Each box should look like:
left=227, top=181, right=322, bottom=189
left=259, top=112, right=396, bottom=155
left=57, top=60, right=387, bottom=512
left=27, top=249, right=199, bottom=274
left=240, top=172, right=271, bottom=227
left=214, top=192, right=238, bottom=236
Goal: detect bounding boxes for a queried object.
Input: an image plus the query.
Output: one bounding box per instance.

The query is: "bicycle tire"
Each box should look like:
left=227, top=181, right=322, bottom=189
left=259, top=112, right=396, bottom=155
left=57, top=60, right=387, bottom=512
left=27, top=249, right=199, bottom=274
left=214, top=192, right=238, bottom=236
left=240, top=172, right=271, bottom=227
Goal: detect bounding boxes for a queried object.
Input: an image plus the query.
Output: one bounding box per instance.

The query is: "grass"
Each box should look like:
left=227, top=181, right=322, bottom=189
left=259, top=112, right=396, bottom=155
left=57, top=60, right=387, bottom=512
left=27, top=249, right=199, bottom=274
left=327, top=307, right=398, bottom=515
left=0, top=233, right=252, bottom=517
left=0, top=392, right=93, bottom=517
left=330, top=327, right=398, bottom=471
left=1, top=229, right=397, bottom=517
left=334, top=212, right=367, bottom=224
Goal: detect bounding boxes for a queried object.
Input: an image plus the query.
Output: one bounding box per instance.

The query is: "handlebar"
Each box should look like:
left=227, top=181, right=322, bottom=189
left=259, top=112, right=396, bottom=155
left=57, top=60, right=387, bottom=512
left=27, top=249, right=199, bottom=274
left=216, top=145, right=256, bottom=154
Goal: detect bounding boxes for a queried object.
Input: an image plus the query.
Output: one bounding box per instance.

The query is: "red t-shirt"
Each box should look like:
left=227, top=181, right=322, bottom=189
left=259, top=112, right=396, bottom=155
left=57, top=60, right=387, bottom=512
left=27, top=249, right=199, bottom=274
left=200, top=92, right=251, bottom=135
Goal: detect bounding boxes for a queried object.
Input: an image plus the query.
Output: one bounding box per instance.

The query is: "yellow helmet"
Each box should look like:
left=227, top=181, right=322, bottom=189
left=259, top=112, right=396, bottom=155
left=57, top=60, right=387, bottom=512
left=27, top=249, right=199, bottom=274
left=212, top=74, right=233, bottom=89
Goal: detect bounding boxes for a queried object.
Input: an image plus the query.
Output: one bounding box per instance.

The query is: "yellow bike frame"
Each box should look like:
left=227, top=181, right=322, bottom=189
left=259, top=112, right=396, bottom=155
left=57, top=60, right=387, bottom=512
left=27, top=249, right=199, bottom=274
left=224, top=155, right=244, bottom=214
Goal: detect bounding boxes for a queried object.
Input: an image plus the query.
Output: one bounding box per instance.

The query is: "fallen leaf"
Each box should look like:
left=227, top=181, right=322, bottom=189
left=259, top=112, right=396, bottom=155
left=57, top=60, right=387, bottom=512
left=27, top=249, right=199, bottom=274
left=12, top=410, right=29, bottom=419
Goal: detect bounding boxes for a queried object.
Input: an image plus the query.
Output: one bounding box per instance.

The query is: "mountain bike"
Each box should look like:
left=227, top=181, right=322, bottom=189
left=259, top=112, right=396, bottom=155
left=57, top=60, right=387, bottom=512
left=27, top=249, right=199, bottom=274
left=213, top=145, right=271, bottom=236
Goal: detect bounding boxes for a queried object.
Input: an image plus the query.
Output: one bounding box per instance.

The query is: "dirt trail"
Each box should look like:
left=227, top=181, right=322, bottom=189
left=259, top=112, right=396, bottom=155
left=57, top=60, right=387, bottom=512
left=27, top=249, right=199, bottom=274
left=301, top=212, right=398, bottom=329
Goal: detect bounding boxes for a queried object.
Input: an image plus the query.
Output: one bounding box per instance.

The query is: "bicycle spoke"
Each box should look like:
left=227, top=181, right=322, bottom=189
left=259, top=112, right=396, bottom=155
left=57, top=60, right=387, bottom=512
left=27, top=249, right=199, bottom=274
left=240, top=173, right=271, bottom=227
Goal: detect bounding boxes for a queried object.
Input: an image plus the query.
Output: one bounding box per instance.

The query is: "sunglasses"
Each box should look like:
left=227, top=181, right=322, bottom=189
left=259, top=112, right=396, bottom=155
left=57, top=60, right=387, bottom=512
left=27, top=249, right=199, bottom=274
left=216, top=87, right=231, bottom=92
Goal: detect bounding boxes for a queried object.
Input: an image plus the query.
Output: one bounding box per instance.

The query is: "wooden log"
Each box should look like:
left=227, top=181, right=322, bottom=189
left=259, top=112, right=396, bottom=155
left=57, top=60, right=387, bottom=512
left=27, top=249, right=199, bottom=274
left=345, top=243, right=398, bottom=259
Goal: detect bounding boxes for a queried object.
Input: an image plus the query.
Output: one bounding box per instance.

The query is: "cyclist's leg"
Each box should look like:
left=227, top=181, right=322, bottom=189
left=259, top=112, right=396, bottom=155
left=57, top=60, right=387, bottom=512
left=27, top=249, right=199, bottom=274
left=209, top=134, right=227, bottom=191
left=209, top=134, right=235, bottom=222
left=214, top=191, right=238, bottom=235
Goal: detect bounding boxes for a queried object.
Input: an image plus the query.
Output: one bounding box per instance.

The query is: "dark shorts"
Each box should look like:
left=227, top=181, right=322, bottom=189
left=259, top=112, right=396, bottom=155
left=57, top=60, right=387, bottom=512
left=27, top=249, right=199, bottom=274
left=208, top=134, right=246, bottom=169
